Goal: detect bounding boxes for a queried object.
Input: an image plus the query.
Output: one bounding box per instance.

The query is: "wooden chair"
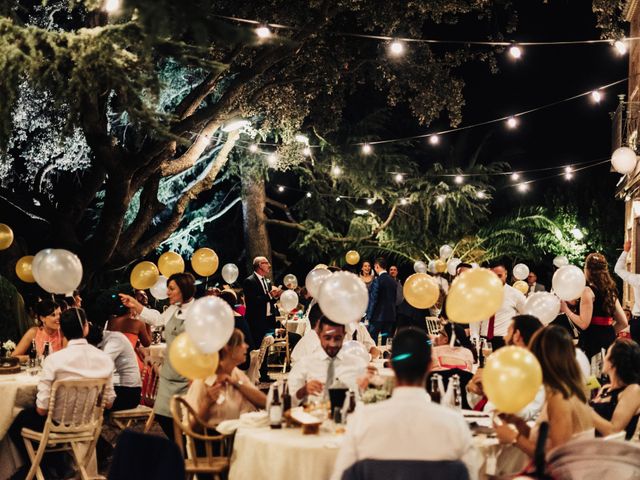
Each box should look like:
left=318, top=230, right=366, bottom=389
left=139, top=352, right=163, bottom=432
left=170, top=396, right=231, bottom=480
left=247, top=335, right=274, bottom=384
left=267, top=323, right=291, bottom=373
left=21, top=378, right=108, bottom=480
left=109, top=404, right=154, bottom=430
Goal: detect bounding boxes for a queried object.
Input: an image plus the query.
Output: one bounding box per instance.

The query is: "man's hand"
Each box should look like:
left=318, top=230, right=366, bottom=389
left=271, top=287, right=283, bottom=299
left=304, top=379, right=324, bottom=397
left=467, top=370, right=484, bottom=396
left=624, top=240, right=632, bottom=253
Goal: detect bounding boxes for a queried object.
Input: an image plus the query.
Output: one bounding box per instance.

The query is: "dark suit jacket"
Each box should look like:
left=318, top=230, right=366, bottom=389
left=242, top=273, right=277, bottom=348
left=370, top=272, right=397, bottom=324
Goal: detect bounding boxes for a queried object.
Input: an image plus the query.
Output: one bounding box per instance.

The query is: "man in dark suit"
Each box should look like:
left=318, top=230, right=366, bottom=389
left=526, top=271, right=546, bottom=296
left=366, top=257, right=398, bottom=343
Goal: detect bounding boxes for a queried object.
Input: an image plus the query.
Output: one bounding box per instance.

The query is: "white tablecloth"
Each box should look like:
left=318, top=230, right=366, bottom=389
left=285, top=320, right=306, bottom=336
left=229, top=427, right=343, bottom=480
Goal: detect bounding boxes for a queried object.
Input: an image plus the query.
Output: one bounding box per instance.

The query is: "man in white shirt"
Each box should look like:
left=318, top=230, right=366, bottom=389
left=614, top=240, right=640, bottom=343
left=289, top=317, right=367, bottom=406
left=331, top=327, right=478, bottom=480
left=470, top=264, right=525, bottom=350
left=291, top=304, right=323, bottom=363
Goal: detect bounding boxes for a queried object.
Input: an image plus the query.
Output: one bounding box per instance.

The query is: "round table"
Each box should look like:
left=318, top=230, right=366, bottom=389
left=284, top=319, right=306, bottom=336
left=229, top=427, right=343, bottom=480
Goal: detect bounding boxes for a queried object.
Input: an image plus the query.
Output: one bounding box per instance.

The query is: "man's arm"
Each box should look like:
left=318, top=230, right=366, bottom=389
left=35, top=358, right=56, bottom=415
left=365, top=278, right=379, bottom=320
left=614, top=245, right=640, bottom=286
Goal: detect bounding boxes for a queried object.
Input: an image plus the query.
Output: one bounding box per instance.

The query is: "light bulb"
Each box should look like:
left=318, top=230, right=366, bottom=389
left=367, top=198, right=374, bottom=205
left=256, top=26, right=272, bottom=39
left=104, top=0, right=121, bottom=13
left=394, top=173, right=404, bottom=183
left=389, top=40, right=405, bottom=56
left=306, top=192, right=312, bottom=198
left=362, top=143, right=373, bottom=155
left=400, top=198, right=408, bottom=205
left=506, top=116, right=518, bottom=129
left=354, top=209, right=369, bottom=215
left=511, top=172, right=520, bottom=181
left=295, top=134, right=309, bottom=144
left=614, top=39, right=627, bottom=55
left=336, top=196, right=341, bottom=202
left=277, top=185, right=285, bottom=192
left=477, top=191, right=486, bottom=199
left=517, top=183, right=528, bottom=192
left=591, top=90, right=602, bottom=103
left=267, top=153, right=278, bottom=167
left=454, top=175, right=464, bottom=184
left=249, top=144, right=259, bottom=153
left=429, top=135, right=440, bottom=145
left=331, top=165, right=342, bottom=176
left=436, top=195, right=446, bottom=204
left=509, top=45, right=522, bottom=59
left=564, top=166, right=573, bottom=174
left=302, top=147, right=312, bottom=156
left=565, top=172, right=574, bottom=180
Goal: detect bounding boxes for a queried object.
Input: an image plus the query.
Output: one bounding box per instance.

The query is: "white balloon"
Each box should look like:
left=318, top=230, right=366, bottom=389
left=471, top=263, right=479, bottom=269
left=523, top=292, right=561, bottom=326
left=33, top=249, right=83, bottom=295
left=447, top=258, right=461, bottom=276
left=428, top=260, right=437, bottom=274
left=414, top=260, right=427, bottom=273
left=513, top=263, right=530, bottom=281
left=221, top=263, right=239, bottom=284
left=340, top=340, right=370, bottom=362
left=611, top=146, right=638, bottom=174
left=31, top=248, right=54, bottom=280
left=280, top=289, right=299, bottom=313
left=553, top=255, right=569, bottom=268
left=317, top=271, right=369, bottom=325
left=439, top=244, right=453, bottom=259
left=283, top=274, right=298, bottom=289
left=305, top=268, right=333, bottom=298
left=150, top=275, right=168, bottom=300
left=185, top=296, right=234, bottom=354
left=552, top=265, right=586, bottom=301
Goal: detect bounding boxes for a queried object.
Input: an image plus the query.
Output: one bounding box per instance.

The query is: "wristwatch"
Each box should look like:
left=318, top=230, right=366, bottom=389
left=233, top=380, right=244, bottom=389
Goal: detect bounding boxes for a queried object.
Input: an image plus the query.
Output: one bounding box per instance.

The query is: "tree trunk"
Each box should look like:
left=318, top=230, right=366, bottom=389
left=241, top=172, right=272, bottom=273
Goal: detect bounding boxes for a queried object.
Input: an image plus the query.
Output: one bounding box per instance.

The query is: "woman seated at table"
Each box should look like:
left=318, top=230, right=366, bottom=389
left=494, top=326, right=594, bottom=456
left=12, top=299, right=66, bottom=359
left=430, top=323, right=475, bottom=372
left=590, top=338, right=640, bottom=439
left=185, top=329, right=266, bottom=429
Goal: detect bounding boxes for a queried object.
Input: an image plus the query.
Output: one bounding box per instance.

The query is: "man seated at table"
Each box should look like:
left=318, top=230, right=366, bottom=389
left=331, top=327, right=478, bottom=480
left=289, top=316, right=368, bottom=406
left=8, top=308, right=116, bottom=479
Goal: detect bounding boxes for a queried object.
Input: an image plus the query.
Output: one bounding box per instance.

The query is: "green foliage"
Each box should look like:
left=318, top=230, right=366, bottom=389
left=592, top=0, right=627, bottom=39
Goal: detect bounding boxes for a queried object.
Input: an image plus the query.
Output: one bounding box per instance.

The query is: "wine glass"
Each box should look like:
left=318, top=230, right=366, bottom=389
left=482, top=340, right=493, bottom=359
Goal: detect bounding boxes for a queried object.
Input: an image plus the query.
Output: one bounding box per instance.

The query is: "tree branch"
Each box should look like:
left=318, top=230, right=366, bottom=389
left=160, top=119, right=224, bottom=177
left=265, top=197, right=297, bottom=223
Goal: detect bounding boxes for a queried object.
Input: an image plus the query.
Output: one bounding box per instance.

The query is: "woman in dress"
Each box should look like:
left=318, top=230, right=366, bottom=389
left=560, top=253, right=628, bottom=359
left=108, top=289, right=152, bottom=371
left=119, top=272, right=196, bottom=439
left=359, top=261, right=375, bottom=290
left=590, top=338, right=640, bottom=439
left=12, top=299, right=66, bottom=358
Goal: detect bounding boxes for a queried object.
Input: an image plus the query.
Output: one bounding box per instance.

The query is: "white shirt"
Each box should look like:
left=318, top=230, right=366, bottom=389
left=614, top=251, right=640, bottom=316
left=291, top=329, right=321, bottom=364
left=288, top=347, right=367, bottom=406
left=345, top=322, right=376, bottom=354
left=331, top=387, right=478, bottom=480
left=139, top=299, right=195, bottom=327
left=255, top=272, right=272, bottom=316
left=99, top=331, right=142, bottom=388
left=470, top=284, right=525, bottom=337
left=482, top=385, right=545, bottom=422
left=37, top=339, right=116, bottom=418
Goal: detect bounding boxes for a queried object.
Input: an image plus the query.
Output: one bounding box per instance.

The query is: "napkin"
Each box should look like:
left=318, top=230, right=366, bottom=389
left=216, top=411, right=269, bottom=435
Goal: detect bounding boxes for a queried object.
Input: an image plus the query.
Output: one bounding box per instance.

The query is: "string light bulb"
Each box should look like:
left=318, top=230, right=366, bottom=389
left=591, top=90, right=602, bottom=103
left=509, top=44, right=522, bottom=59
left=362, top=143, right=373, bottom=155
left=511, top=172, right=520, bottom=181
left=517, top=183, right=528, bottom=192
left=306, top=192, right=312, bottom=198
left=336, top=196, right=342, bottom=202
left=394, top=173, right=404, bottom=183
left=429, top=135, right=440, bottom=145
left=104, top=0, right=121, bottom=13
left=454, top=175, right=464, bottom=184
left=367, top=198, right=375, bottom=205
left=436, top=195, right=446, bottom=204
left=256, top=25, right=272, bottom=39
left=331, top=165, right=342, bottom=176
left=477, top=191, right=486, bottom=199
left=249, top=144, right=259, bottom=153
left=564, top=166, right=574, bottom=180
left=400, top=198, right=409, bottom=205
left=277, top=185, right=285, bottom=192
left=506, top=116, right=518, bottom=129
left=389, top=40, right=405, bottom=56
left=614, top=39, right=627, bottom=55
left=302, top=146, right=312, bottom=156
left=267, top=153, right=278, bottom=167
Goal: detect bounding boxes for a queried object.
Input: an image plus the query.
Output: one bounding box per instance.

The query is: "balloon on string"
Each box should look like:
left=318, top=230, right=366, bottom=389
left=340, top=340, right=370, bottom=363
left=611, top=146, right=638, bottom=174
left=483, top=346, right=543, bottom=413
left=435, top=259, right=447, bottom=274
left=31, top=248, right=54, bottom=280
left=0, top=224, right=14, bottom=250
left=185, top=296, right=235, bottom=354
left=447, top=258, right=461, bottom=276
left=33, top=249, right=83, bottom=295
left=552, top=265, right=586, bottom=301
left=403, top=273, right=439, bottom=309
left=15, top=256, right=35, bottom=283
left=513, top=263, right=530, bottom=281
left=345, top=250, right=360, bottom=265
left=283, top=273, right=298, bottom=289
left=446, top=268, right=504, bottom=324
left=553, top=255, right=569, bottom=268
left=428, top=260, right=437, bottom=274
left=523, top=292, right=561, bottom=326
left=317, top=271, right=369, bottom=325
left=169, top=332, right=219, bottom=380
left=305, top=268, right=332, bottom=298
left=150, top=275, right=168, bottom=300
left=471, top=263, right=479, bottom=269
left=280, top=289, right=299, bottom=313
left=413, top=260, right=427, bottom=273
left=439, top=244, right=453, bottom=259
left=191, top=248, right=219, bottom=277
left=314, top=263, right=329, bottom=270
left=158, top=251, right=185, bottom=277
left=130, top=261, right=159, bottom=290
left=512, top=280, right=529, bottom=295
left=221, top=263, right=239, bottom=284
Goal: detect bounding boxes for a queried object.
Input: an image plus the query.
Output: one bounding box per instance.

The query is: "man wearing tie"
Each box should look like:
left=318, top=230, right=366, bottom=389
left=526, top=271, right=546, bottom=296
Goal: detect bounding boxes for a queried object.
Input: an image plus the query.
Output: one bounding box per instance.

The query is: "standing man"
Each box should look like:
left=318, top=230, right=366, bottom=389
left=388, top=265, right=404, bottom=306
left=366, top=257, right=398, bottom=342
left=614, top=240, right=640, bottom=343
left=526, top=271, right=546, bottom=295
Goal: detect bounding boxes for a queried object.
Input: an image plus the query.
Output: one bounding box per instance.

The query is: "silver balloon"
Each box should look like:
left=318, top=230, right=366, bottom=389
left=31, top=248, right=54, bottom=281
left=33, top=249, right=83, bottom=295
left=552, top=265, right=586, bottom=301
left=185, top=296, right=234, bottom=354
left=447, top=258, right=461, bottom=276
left=221, top=263, right=239, bottom=284
left=414, top=261, right=427, bottom=273
left=317, top=271, right=369, bottom=325
left=150, top=275, right=168, bottom=300
left=523, top=292, right=561, bottom=326
left=439, top=244, right=453, bottom=260
left=283, top=273, right=298, bottom=289
left=513, top=263, right=530, bottom=281
left=340, top=340, right=370, bottom=362
left=280, top=289, right=299, bottom=313
left=553, top=255, right=569, bottom=268
left=305, top=268, right=333, bottom=298
left=428, top=260, right=437, bottom=274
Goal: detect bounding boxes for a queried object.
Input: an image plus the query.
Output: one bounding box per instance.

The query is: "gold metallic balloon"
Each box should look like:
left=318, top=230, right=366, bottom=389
left=158, top=251, right=185, bottom=277
left=15, top=256, right=35, bottom=283
left=345, top=250, right=360, bottom=266
left=191, top=248, right=219, bottom=277
left=446, top=268, right=504, bottom=324
left=169, top=333, right=219, bottom=380
left=0, top=224, right=14, bottom=250
left=130, top=261, right=160, bottom=290
left=435, top=259, right=447, bottom=273
left=403, top=273, right=439, bottom=309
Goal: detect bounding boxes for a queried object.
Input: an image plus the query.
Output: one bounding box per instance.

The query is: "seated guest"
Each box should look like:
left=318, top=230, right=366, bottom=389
left=107, top=289, right=152, bottom=371
left=8, top=308, right=116, bottom=477
left=219, top=288, right=254, bottom=365
left=86, top=324, right=142, bottom=411
left=290, top=303, right=323, bottom=363
left=590, top=338, right=640, bottom=439
left=289, top=317, right=368, bottom=406
left=494, top=326, right=594, bottom=456
left=12, top=299, right=66, bottom=359
left=185, top=329, right=266, bottom=428
left=331, top=327, right=478, bottom=480
left=430, top=324, right=475, bottom=373
left=346, top=321, right=380, bottom=360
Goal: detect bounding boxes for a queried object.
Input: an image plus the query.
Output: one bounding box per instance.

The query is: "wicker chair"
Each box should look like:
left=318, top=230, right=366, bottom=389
left=170, top=396, right=231, bottom=480
left=21, top=378, right=108, bottom=480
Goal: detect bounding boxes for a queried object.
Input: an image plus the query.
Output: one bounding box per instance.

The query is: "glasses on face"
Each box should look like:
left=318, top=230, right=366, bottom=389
left=260, top=261, right=270, bottom=266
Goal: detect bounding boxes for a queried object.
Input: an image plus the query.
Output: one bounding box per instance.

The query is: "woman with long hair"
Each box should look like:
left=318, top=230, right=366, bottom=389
left=12, top=299, right=66, bottom=358
left=560, top=253, right=628, bottom=359
left=359, top=261, right=375, bottom=291
left=495, top=326, right=594, bottom=456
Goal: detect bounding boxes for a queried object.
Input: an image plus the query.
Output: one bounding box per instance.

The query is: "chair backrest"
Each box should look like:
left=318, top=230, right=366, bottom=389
left=47, top=378, right=107, bottom=434
left=341, top=459, right=469, bottom=480
left=247, top=335, right=274, bottom=384
left=425, top=317, right=442, bottom=336
left=140, top=363, right=160, bottom=407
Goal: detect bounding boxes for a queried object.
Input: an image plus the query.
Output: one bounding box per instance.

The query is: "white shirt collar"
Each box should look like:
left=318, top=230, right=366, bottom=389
left=392, top=386, right=431, bottom=402
left=310, top=346, right=345, bottom=361
left=67, top=338, right=88, bottom=346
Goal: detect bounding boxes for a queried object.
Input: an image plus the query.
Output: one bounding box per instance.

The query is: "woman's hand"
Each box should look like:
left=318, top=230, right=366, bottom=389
left=205, top=383, right=224, bottom=403
left=499, top=413, right=529, bottom=436
left=119, top=294, right=143, bottom=314
left=493, top=420, right=520, bottom=444
left=216, top=373, right=233, bottom=386
left=560, top=300, right=571, bottom=315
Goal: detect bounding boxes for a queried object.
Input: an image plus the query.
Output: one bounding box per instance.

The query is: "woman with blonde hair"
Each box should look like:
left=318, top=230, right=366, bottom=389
left=561, top=253, right=628, bottom=359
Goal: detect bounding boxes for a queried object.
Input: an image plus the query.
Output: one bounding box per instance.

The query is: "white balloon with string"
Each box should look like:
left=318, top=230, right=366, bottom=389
left=552, top=265, right=586, bottom=301
left=280, top=289, right=299, bottom=313
left=340, top=340, right=370, bottom=363
left=305, top=268, right=332, bottom=298
left=221, top=263, right=239, bottom=284
left=513, top=263, right=530, bottom=281
left=33, top=249, right=83, bottom=295
left=523, top=292, right=561, bottom=326
left=317, top=271, right=369, bottom=325
left=283, top=274, right=298, bottom=289
left=414, top=260, right=428, bottom=273
left=150, top=275, right=168, bottom=300
left=439, top=244, right=453, bottom=259
left=553, top=255, right=569, bottom=268
left=447, top=258, right=461, bottom=276
left=185, top=296, right=234, bottom=354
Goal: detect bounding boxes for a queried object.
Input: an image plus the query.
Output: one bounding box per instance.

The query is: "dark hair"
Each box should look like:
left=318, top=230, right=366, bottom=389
left=608, top=338, right=640, bottom=385
left=168, top=272, right=196, bottom=301
left=219, top=290, right=237, bottom=309
left=374, top=257, right=388, bottom=270
left=391, top=327, right=432, bottom=383
left=585, top=253, right=618, bottom=316
left=317, top=315, right=345, bottom=333
left=512, top=315, right=543, bottom=346
left=490, top=262, right=508, bottom=271
left=455, top=263, right=473, bottom=273
left=35, top=299, right=59, bottom=320
left=308, top=303, right=324, bottom=329
left=327, top=265, right=342, bottom=273
left=85, top=323, right=104, bottom=346
left=529, top=326, right=586, bottom=402
left=60, top=308, right=88, bottom=340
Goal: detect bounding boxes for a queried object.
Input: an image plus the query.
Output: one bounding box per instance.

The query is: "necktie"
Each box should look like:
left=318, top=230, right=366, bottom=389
left=326, top=357, right=336, bottom=390
left=487, top=315, right=495, bottom=340
left=261, top=277, right=269, bottom=294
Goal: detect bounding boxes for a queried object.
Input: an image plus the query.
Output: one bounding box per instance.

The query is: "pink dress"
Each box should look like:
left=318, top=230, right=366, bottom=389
left=34, top=328, right=64, bottom=356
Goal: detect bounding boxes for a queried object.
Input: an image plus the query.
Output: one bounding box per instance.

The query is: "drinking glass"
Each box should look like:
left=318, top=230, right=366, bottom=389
left=482, top=340, right=493, bottom=359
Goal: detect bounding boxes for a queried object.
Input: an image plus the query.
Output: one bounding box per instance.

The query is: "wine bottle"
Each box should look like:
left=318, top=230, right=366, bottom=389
left=28, top=340, right=37, bottom=367
left=282, top=380, right=292, bottom=413
left=452, top=374, right=462, bottom=409
left=429, top=375, right=442, bottom=404
left=269, top=385, right=283, bottom=429
left=42, top=342, right=50, bottom=358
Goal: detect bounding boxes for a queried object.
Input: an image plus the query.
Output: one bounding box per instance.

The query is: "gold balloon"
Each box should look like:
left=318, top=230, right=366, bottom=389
left=130, top=261, right=160, bottom=290
left=15, top=256, right=35, bottom=283
left=513, top=280, right=529, bottom=295
left=191, top=248, right=219, bottom=277
left=158, top=251, right=185, bottom=277
left=345, top=250, right=360, bottom=266
left=483, top=346, right=543, bottom=414
left=403, top=273, right=440, bottom=309
left=314, top=264, right=329, bottom=270
left=446, top=268, right=504, bottom=324
left=169, top=333, right=219, bottom=380
left=0, top=224, right=14, bottom=250
left=435, top=259, right=447, bottom=273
